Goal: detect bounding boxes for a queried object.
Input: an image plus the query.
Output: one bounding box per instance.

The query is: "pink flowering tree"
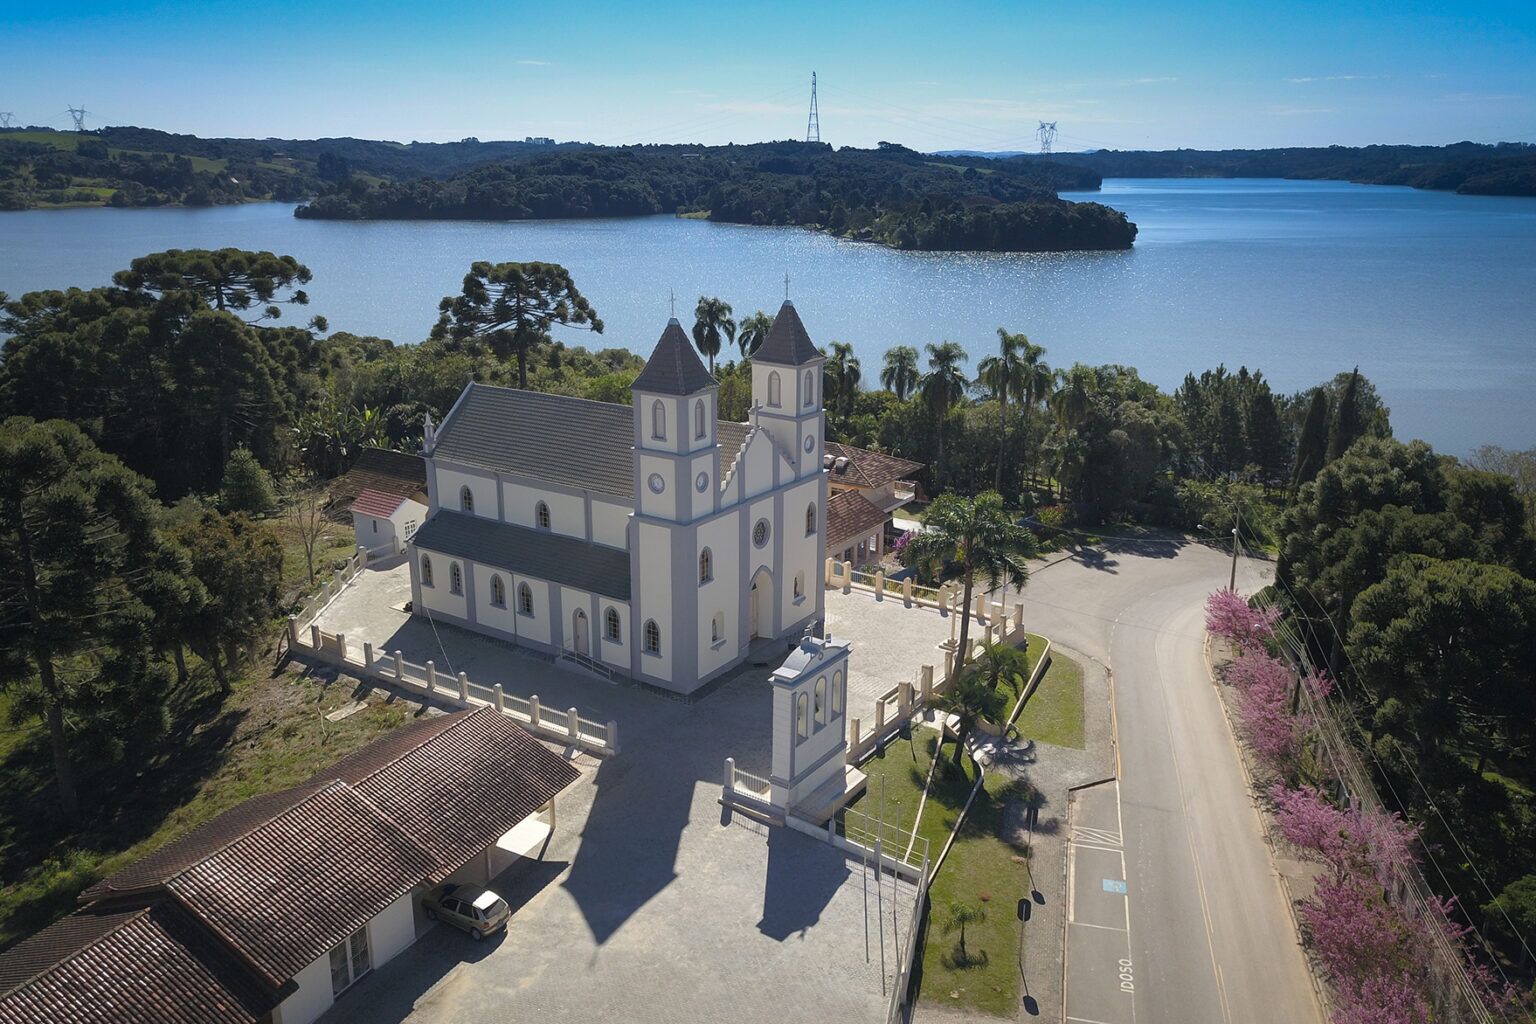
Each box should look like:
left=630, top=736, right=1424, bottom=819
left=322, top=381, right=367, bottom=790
left=1205, top=589, right=1279, bottom=650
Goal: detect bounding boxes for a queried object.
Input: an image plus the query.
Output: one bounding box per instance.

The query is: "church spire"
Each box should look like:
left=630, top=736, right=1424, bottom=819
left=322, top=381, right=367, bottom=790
left=631, top=318, right=716, bottom=395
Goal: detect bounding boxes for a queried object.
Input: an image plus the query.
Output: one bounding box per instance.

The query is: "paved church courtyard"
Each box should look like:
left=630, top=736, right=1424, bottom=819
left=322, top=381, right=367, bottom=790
left=307, top=564, right=927, bottom=1024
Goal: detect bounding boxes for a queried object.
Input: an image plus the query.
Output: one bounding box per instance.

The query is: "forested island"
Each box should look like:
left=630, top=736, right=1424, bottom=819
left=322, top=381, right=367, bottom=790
left=1011, top=141, right=1536, bottom=196
left=294, top=141, right=1134, bottom=253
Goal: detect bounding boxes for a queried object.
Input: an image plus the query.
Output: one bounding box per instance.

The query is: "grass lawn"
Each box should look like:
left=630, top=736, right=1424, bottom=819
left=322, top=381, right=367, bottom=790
left=0, top=655, right=414, bottom=949
left=844, top=635, right=1080, bottom=1018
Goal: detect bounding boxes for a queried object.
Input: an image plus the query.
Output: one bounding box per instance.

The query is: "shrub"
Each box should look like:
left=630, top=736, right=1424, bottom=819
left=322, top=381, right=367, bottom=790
left=220, top=447, right=276, bottom=514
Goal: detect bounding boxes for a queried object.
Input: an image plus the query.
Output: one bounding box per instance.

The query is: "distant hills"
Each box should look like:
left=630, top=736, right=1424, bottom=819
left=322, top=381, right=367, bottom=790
left=1008, top=143, right=1536, bottom=197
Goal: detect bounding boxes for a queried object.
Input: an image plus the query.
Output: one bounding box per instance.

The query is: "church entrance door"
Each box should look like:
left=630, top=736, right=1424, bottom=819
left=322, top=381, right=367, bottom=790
left=572, top=609, right=589, bottom=656
left=749, top=570, right=774, bottom=640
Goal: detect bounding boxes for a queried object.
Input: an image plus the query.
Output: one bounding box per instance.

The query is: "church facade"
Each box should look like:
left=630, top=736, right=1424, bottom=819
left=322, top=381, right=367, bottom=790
left=407, top=301, right=829, bottom=697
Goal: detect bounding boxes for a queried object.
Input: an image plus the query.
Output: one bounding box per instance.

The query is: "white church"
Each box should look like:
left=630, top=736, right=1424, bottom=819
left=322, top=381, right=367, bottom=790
left=408, top=300, right=830, bottom=697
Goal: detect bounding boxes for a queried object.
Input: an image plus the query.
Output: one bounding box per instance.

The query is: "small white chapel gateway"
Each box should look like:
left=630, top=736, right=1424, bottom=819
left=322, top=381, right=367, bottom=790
left=407, top=301, right=829, bottom=697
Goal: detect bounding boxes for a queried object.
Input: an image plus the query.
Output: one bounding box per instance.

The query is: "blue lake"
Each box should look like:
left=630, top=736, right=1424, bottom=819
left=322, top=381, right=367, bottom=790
left=2, top=178, right=1533, bottom=454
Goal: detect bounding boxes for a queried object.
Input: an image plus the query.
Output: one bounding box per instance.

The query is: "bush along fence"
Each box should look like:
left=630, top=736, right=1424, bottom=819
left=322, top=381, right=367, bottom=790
left=286, top=547, right=618, bottom=756
left=1204, top=589, right=1518, bottom=1024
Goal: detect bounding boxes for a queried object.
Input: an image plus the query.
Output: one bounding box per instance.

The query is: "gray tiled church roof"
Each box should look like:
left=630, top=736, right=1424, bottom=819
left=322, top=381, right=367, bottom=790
left=630, top=318, right=717, bottom=395
left=754, top=300, right=821, bottom=366
left=413, top=511, right=632, bottom=600
left=432, top=384, right=636, bottom=498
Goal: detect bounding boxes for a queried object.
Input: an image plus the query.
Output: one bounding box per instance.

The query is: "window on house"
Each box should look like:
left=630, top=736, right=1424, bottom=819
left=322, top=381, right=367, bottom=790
left=767, top=371, right=781, bottom=407
left=796, top=693, right=809, bottom=738
left=694, top=400, right=706, bottom=440
left=491, top=574, right=506, bottom=608
left=535, top=501, right=551, bottom=530
left=449, top=562, right=463, bottom=595
left=329, top=927, right=371, bottom=998
left=606, top=607, right=622, bottom=641
left=404, top=520, right=418, bottom=539
left=806, top=503, right=816, bottom=535
left=804, top=370, right=814, bottom=406
left=652, top=400, right=666, bottom=440
left=711, top=612, right=724, bottom=645
left=794, top=571, right=805, bottom=599
left=699, top=547, right=713, bottom=584
left=371, top=518, right=378, bottom=534
left=814, top=676, right=827, bottom=725
left=460, top=485, right=474, bottom=513
left=421, top=555, right=434, bottom=587
left=518, top=582, right=534, bottom=615
left=644, top=619, right=660, bottom=654
left=832, top=670, right=844, bottom=714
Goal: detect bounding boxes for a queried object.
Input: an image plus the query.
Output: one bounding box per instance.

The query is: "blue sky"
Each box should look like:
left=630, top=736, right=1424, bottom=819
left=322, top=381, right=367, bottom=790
left=5, top=0, right=1533, bottom=150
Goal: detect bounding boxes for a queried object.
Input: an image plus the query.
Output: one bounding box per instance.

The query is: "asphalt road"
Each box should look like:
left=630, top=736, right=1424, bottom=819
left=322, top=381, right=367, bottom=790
left=995, top=535, right=1322, bottom=1024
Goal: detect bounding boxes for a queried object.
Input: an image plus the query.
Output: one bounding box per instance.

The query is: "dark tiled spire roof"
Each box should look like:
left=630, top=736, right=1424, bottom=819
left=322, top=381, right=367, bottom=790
left=754, top=300, right=821, bottom=366
left=631, top=318, right=717, bottom=395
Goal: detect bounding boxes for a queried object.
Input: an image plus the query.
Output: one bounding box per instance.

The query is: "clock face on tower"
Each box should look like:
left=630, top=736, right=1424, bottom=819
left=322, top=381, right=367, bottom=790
left=803, top=435, right=815, bottom=453
left=647, top=473, right=666, bottom=494
left=696, top=472, right=709, bottom=492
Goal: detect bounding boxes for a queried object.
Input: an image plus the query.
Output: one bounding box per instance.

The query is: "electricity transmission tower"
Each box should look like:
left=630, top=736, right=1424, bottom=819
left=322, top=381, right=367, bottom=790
left=1037, top=121, right=1057, bottom=155
left=806, top=72, right=820, bottom=143
left=0, top=113, right=14, bottom=129
left=67, top=106, right=89, bottom=132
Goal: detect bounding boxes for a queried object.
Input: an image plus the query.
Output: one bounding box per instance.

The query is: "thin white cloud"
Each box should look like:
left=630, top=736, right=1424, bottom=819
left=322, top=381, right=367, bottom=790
left=1130, top=76, right=1179, bottom=85
left=1267, top=105, right=1339, bottom=116
left=1287, top=74, right=1380, bottom=83
left=517, top=59, right=551, bottom=66
left=670, top=88, right=715, bottom=98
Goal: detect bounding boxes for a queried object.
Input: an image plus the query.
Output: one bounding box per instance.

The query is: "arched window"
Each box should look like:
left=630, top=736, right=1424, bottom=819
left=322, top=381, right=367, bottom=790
left=814, top=676, right=827, bottom=725
left=803, top=370, right=814, bottom=406
left=459, top=485, right=474, bottom=513
left=518, top=582, right=534, bottom=616
left=796, top=693, right=809, bottom=738
left=694, top=400, right=706, bottom=440
left=605, top=607, right=622, bottom=641
left=490, top=574, right=506, bottom=608
left=535, top=501, right=551, bottom=530
left=832, top=670, right=845, bottom=715
left=805, top=502, right=816, bottom=536
left=449, top=561, right=463, bottom=595
left=793, top=571, right=805, bottom=600
left=644, top=619, right=661, bottom=654
left=420, top=555, right=434, bottom=588
left=699, top=547, right=713, bottom=584
left=652, top=400, right=666, bottom=440
left=767, top=371, right=781, bottom=407
left=711, top=612, right=724, bottom=644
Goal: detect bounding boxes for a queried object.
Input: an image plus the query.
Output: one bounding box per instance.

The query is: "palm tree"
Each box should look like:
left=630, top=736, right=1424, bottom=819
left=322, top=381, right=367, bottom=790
left=737, top=309, right=772, bottom=360
left=920, top=342, right=968, bottom=486
left=880, top=345, right=921, bottom=401
left=1014, top=338, right=1052, bottom=491
left=934, top=672, right=1008, bottom=766
left=973, top=641, right=1032, bottom=695
left=944, top=901, right=988, bottom=965
left=823, top=342, right=861, bottom=431
left=1049, top=365, right=1097, bottom=499
left=691, top=296, right=735, bottom=375
left=978, top=329, right=1029, bottom=494
left=906, top=491, right=1036, bottom=669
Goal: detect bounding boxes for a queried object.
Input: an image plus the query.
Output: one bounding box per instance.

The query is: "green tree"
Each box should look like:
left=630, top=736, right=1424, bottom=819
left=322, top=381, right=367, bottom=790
left=880, top=345, right=921, bottom=401
left=431, top=261, right=603, bottom=389
left=920, top=342, right=969, bottom=485
left=905, top=491, right=1036, bottom=668
left=943, top=901, right=988, bottom=965
left=0, top=418, right=164, bottom=817
left=113, top=247, right=325, bottom=329
left=737, top=309, right=772, bottom=360
left=220, top=447, right=276, bottom=514
left=690, top=296, right=735, bottom=375
left=824, top=342, right=861, bottom=433
left=1244, top=389, right=1289, bottom=487
left=1484, top=875, right=1536, bottom=965
left=934, top=672, right=1009, bottom=766
left=172, top=311, right=286, bottom=481
left=166, top=507, right=284, bottom=693
left=1327, top=367, right=1366, bottom=463
left=972, top=641, right=1031, bottom=694
left=1290, top=388, right=1330, bottom=495
left=978, top=329, right=1028, bottom=494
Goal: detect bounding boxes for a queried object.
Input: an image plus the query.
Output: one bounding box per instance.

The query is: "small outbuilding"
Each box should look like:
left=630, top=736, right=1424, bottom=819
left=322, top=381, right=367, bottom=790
left=351, top=487, right=427, bottom=558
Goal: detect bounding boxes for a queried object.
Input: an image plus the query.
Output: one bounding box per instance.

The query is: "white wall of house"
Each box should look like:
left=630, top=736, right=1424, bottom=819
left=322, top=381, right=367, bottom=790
left=503, top=481, right=585, bottom=540
left=598, top=599, right=630, bottom=668
left=516, top=577, right=553, bottom=645
left=781, top=477, right=822, bottom=624
left=354, top=498, right=428, bottom=558
left=591, top=499, right=631, bottom=549
left=416, top=549, right=468, bottom=619
left=271, top=892, right=415, bottom=1024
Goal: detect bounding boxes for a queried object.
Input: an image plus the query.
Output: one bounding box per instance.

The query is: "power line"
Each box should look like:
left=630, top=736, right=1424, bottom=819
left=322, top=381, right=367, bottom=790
left=806, top=71, right=820, bottom=144
left=67, top=105, right=88, bottom=132
left=1037, top=121, right=1057, bottom=155
left=0, top=113, right=14, bottom=129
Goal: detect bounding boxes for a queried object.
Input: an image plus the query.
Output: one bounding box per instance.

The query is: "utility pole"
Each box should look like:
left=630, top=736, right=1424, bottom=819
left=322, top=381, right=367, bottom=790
left=1037, top=121, right=1057, bottom=155
left=805, top=72, right=820, bottom=143
left=67, top=106, right=88, bottom=132
left=0, top=113, right=14, bottom=129
left=1229, top=504, right=1240, bottom=592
